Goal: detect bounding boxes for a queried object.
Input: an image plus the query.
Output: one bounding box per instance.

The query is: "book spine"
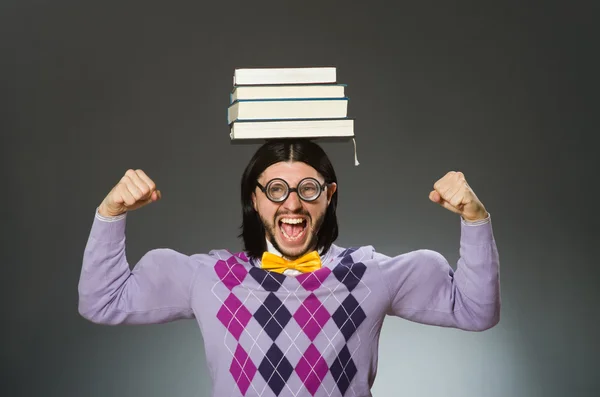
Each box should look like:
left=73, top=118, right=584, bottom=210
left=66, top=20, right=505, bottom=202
left=230, top=97, right=349, bottom=104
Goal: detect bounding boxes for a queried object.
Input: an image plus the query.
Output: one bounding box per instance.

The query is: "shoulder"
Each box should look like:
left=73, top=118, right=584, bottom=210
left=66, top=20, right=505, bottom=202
left=138, top=248, right=222, bottom=269
left=326, top=243, right=376, bottom=261
left=328, top=243, right=440, bottom=260
left=374, top=247, right=445, bottom=262
left=187, top=248, right=249, bottom=263
left=328, top=243, right=445, bottom=265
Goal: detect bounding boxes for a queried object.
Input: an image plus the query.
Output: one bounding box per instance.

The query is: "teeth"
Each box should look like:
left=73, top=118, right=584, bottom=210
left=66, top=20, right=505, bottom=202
left=281, top=218, right=305, bottom=224
left=279, top=218, right=307, bottom=241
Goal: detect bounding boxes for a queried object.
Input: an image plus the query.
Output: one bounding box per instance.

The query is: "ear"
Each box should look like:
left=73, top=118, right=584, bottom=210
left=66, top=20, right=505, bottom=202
left=326, top=182, right=337, bottom=205
left=252, top=192, right=258, bottom=211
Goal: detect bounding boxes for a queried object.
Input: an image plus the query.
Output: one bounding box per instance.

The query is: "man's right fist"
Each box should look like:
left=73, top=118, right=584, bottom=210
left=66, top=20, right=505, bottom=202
left=98, top=169, right=161, bottom=217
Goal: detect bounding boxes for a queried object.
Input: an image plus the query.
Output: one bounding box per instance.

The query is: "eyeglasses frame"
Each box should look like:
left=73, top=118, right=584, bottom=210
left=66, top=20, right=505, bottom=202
left=256, top=177, right=329, bottom=203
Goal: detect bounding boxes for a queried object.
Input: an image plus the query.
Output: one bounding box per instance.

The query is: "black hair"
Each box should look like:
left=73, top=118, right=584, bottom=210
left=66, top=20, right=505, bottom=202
left=239, top=139, right=339, bottom=259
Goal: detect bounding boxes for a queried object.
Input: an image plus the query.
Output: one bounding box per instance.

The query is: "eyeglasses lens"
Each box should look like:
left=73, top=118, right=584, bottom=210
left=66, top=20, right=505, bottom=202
left=298, top=179, right=320, bottom=200
left=267, top=180, right=288, bottom=201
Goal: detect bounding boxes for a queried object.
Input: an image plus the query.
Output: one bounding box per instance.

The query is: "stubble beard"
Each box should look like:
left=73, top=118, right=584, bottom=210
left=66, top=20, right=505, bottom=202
left=262, top=211, right=326, bottom=260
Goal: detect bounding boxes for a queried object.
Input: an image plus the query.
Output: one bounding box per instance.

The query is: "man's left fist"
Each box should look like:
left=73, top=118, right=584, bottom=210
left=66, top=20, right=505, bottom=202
left=429, top=171, right=488, bottom=222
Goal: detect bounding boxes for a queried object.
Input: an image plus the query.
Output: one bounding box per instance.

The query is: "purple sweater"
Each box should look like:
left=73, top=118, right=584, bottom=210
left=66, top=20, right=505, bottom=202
left=78, top=211, right=500, bottom=397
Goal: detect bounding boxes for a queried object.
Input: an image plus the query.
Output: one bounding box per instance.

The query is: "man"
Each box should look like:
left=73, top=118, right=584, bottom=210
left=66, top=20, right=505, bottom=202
left=78, top=139, right=500, bottom=397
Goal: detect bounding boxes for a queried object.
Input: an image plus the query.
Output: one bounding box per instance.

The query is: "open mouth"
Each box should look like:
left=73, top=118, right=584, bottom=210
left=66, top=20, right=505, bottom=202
left=279, top=217, right=308, bottom=242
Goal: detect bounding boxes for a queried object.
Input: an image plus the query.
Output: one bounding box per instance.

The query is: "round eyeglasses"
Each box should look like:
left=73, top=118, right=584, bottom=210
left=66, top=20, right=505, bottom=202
left=256, top=177, right=328, bottom=203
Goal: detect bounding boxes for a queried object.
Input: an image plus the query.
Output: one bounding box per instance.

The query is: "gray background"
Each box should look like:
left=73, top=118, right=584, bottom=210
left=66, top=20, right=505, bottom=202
left=2, top=1, right=597, bottom=396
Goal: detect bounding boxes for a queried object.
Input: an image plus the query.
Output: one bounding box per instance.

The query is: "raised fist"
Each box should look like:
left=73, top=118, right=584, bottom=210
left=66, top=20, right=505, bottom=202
left=98, top=169, right=161, bottom=217
left=429, top=171, right=488, bottom=222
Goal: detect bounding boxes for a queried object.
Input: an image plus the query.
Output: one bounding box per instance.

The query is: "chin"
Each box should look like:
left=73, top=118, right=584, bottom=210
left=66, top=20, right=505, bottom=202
left=276, top=239, right=313, bottom=259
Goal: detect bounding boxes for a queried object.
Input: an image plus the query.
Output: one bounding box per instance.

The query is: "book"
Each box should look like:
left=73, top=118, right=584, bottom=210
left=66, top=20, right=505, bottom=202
left=230, top=119, right=354, bottom=140
left=227, top=98, right=348, bottom=124
left=233, top=67, right=336, bottom=85
left=231, top=84, right=345, bottom=102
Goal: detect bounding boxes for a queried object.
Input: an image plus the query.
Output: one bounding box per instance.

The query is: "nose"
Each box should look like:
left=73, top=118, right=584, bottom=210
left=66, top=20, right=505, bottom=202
left=282, top=190, right=303, bottom=211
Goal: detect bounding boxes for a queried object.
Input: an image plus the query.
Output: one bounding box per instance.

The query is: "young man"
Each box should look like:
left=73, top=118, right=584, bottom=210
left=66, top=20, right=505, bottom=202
left=78, top=139, right=500, bottom=397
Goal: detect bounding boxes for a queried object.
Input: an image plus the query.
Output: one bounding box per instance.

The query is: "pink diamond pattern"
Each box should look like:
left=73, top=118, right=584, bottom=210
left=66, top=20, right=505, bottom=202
left=214, top=259, right=248, bottom=290
left=293, top=293, right=331, bottom=341
left=229, top=344, right=257, bottom=396
left=296, top=267, right=332, bottom=291
left=295, top=344, right=328, bottom=396
left=217, top=293, right=252, bottom=340
left=235, top=251, right=248, bottom=261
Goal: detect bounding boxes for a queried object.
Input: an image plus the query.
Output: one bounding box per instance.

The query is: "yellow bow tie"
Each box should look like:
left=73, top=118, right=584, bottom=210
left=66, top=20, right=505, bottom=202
left=261, top=251, right=322, bottom=274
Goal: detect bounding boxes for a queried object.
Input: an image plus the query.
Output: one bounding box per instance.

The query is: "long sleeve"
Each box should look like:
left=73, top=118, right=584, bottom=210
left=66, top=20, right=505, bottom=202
left=375, top=215, right=500, bottom=331
left=77, top=211, right=199, bottom=325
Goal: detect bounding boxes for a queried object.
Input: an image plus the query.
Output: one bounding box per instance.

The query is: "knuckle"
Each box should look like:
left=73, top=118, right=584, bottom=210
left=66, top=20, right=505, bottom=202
left=137, top=169, right=150, bottom=181
left=116, top=190, right=128, bottom=202
left=139, top=185, right=149, bottom=195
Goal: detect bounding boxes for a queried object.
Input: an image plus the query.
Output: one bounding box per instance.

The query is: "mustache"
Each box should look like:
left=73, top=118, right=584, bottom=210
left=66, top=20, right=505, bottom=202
left=274, top=210, right=311, bottom=221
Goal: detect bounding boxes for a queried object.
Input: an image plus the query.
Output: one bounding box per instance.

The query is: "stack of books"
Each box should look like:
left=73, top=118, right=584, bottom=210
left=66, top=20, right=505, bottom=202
left=227, top=67, right=355, bottom=140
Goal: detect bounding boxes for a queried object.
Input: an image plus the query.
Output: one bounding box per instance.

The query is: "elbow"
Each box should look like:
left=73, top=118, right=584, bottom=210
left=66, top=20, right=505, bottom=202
left=473, top=312, right=500, bottom=332
left=78, top=305, right=96, bottom=323
left=77, top=295, right=123, bottom=326
left=77, top=300, right=107, bottom=325
left=77, top=287, right=103, bottom=324
left=457, top=279, right=501, bottom=332
left=78, top=303, right=98, bottom=323
left=77, top=278, right=124, bottom=325
left=468, top=300, right=501, bottom=332
left=77, top=286, right=95, bottom=322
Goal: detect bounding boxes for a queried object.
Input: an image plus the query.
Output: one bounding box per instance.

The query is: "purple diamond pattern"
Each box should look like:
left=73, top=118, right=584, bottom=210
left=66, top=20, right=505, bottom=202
left=258, top=344, right=294, bottom=396
left=333, top=261, right=366, bottom=292
left=295, top=344, right=328, bottom=396
left=337, top=247, right=358, bottom=258
left=249, top=267, right=286, bottom=292
left=296, top=268, right=332, bottom=291
left=230, top=344, right=257, bottom=396
left=253, top=292, right=293, bottom=341
left=329, top=345, right=357, bottom=395
left=217, top=293, right=252, bottom=340
left=215, top=259, right=248, bottom=290
left=293, top=293, right=331, bottom=341
left=332, top=294, right=367, bottom=341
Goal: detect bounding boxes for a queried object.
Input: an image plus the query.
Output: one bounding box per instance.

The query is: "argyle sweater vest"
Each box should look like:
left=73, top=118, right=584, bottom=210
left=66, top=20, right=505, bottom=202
left=78, top=213, right=500, bottom=397
left=207, top=247, right=377, bottom=397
